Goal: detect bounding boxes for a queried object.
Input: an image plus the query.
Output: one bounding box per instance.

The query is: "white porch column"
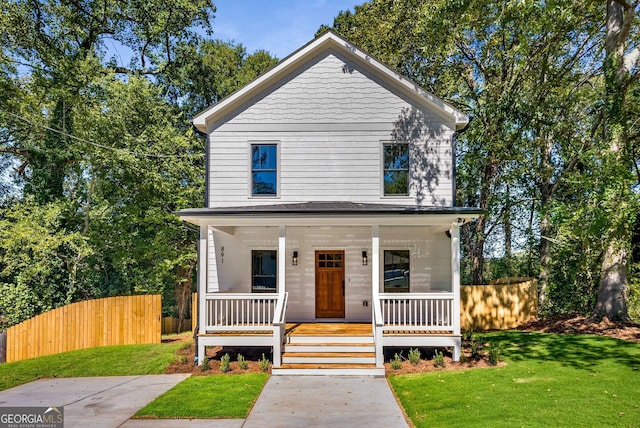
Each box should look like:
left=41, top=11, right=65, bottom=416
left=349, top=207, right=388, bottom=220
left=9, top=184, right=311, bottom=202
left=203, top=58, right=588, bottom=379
left=372, top=224, right=380, bottom=298
left=451, top=222, right=461, bottom=334
left=278, top=225, right=286, bottom=296
left=207, top=228, right=220, bottom=293
left=197, top=224, right=207, bottom=365
left=372, top=224, right=384, bottom=367
left=451, top=221, right=462, bottom=361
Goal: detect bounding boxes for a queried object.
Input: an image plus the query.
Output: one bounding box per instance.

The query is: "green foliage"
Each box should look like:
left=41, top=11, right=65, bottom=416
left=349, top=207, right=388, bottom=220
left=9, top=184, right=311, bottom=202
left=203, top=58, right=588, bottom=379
left=135, top=374, right=269, bottom=419
left=389, top=332, right=640, bottom=427
left=487, top=342, right=500, bottom=366
left=220, top=353, right=231, bottom=373
left=432, top=350, right=445, bottom=368
left=237, top=354, right=248, bottom=370
left=408, top=348, right=421, bottom=365
left=200, top=357, right=209, bottom=372
left=390, top=353, right=403, bottom=370
left=259, top=353, right=270, bottom=372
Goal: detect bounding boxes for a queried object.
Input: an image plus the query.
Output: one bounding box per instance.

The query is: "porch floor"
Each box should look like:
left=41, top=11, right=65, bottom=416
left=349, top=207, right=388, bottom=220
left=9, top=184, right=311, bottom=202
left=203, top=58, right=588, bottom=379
left=285, top=323, right=372, bottom=337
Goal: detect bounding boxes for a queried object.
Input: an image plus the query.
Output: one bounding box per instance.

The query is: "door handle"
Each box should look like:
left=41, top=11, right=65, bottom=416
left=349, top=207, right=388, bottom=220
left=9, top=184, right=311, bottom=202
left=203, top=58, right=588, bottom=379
left=342, top=280, right=345, bottom=296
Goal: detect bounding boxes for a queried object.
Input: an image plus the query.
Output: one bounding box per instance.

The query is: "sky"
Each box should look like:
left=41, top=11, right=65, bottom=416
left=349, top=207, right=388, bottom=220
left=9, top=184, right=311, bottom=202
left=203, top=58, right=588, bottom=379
left=211, top=0, right=362, bottom=59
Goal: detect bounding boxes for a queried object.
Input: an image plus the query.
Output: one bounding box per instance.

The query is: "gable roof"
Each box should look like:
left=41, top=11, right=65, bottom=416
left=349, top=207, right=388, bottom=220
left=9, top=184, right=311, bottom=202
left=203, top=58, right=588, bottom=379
left=192, top=30, right=469, bottom=132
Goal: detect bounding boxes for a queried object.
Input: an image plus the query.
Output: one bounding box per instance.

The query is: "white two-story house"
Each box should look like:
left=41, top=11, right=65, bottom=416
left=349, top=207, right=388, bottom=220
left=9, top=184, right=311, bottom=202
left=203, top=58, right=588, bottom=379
left=177, top=31, right=482, bottom=375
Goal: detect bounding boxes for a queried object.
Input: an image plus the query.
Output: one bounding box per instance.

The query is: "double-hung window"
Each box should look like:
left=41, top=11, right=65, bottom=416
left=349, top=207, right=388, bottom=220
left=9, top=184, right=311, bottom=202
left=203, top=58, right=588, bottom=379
left=383, top=250, right=410, bottom=293
left=252, top=250, right=277, bottom=293
left=251, top=144, right=277, bottom=196
left=383, top=143, right=409, bottom=195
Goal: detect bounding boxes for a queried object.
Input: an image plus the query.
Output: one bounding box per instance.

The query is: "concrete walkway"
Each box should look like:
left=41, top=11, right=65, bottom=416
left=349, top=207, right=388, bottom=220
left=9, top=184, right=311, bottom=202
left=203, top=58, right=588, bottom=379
left=243, top=375, right=408, bottom=428
left=0, top=375, right=408, bottom=427
left=0, top=374, right=190, bottom=428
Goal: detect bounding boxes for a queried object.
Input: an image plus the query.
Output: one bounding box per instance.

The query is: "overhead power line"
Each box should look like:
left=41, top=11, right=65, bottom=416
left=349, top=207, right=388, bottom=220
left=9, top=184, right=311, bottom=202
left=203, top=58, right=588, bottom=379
left=2, top=110, right=204, bottom=159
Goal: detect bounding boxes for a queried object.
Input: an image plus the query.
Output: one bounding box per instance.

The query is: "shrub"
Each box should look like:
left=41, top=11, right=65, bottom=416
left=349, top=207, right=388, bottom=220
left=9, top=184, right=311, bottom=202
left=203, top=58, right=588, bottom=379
left=408, top=348, right=421, bottom=365
left=237, top=354, right=248, bottom=370
left=433, top=350, right=446, bottom=368
left=220, top=353, right=231, bottom=373
left=200, top=357, right=209, bottom=372
left=471, top=339, right=481, bottom=359
left=488, top=342, right=500, bottom=366
left=463, top=330, right=474, bottom=342
left=390, top=353, right=403, bottom=370
left=259, top=353, right=270, bottom=372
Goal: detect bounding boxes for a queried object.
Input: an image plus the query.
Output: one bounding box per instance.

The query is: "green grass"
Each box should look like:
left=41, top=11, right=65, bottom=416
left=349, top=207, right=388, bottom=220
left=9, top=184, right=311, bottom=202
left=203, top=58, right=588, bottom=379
left=389, top=331, right=640, bottom=428
left=134, top=374, right=269, bottom=419
left=0, top=341, right=187, bottom=391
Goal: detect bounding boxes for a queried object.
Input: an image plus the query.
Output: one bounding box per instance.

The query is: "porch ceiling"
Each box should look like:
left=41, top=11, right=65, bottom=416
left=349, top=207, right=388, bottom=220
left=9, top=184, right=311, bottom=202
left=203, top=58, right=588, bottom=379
left=176, top=201, right=483, bottom=227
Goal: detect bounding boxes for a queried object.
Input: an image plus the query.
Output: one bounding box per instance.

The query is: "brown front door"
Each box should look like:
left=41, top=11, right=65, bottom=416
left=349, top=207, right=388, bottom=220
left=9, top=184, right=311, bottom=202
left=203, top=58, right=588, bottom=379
left=315, top=250, right=345, bottom=318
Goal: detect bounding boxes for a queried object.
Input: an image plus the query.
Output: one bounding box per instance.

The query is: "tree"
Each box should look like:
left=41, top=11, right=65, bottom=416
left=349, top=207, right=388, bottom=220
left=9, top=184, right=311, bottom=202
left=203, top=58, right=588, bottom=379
left=591, top=0, right=640, bottom=321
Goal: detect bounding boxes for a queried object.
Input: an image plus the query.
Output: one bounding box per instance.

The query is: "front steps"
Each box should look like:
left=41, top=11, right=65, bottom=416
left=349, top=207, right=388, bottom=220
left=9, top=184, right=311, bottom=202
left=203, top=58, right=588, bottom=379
left=272, top=331, right=384, bottom=376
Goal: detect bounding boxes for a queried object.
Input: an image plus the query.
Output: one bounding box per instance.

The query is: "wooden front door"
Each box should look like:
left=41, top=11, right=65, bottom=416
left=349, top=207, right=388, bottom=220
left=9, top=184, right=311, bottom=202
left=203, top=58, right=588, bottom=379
left=315, top=250, right=345, bottom=318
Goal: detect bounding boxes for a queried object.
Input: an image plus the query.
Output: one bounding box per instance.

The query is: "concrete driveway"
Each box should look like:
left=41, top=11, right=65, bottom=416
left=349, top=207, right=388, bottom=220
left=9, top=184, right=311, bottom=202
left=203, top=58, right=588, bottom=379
left=0, top=374, right=190, bottom=428
left=0, top=374, right=408, bottom=427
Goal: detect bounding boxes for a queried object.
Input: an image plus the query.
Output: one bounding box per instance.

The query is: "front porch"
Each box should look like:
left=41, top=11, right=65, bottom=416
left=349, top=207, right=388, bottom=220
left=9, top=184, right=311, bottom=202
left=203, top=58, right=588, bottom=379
left=197, top=292, right=461, bottom=375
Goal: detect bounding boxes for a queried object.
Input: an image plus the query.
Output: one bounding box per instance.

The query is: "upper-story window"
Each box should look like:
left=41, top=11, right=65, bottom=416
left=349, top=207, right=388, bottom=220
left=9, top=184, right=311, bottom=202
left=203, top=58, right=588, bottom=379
left=251, top=144, right=277, bottom=196
left=383, top=143, right=409, bottom=195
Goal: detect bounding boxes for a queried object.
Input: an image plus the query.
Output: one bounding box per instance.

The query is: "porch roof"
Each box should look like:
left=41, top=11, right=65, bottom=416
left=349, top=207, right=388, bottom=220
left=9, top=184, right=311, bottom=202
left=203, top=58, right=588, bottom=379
left=176, top=202, right=483, bottom=227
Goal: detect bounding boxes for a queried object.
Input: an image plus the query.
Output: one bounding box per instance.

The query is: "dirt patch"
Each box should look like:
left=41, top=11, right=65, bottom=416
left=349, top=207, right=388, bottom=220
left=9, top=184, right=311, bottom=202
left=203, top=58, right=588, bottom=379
left=517, top=315, right=640, bottom=344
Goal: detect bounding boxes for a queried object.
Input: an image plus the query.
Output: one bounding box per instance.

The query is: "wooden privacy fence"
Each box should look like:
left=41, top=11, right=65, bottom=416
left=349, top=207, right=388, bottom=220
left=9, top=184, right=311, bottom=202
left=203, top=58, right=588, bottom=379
left=161, top=317, right=192, bottom=334
left=5, top=295, right=161, bottom=363
left=461, top=279, right=538, bottom=331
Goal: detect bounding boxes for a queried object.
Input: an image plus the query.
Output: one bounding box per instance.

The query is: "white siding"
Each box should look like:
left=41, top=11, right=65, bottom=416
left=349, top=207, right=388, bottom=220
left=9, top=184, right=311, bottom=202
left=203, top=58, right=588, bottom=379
left=207, top=51, right=455, bottom=208
left=207, top=225, right=451, bottom=321
left=379, top=226, right=452, bottom=293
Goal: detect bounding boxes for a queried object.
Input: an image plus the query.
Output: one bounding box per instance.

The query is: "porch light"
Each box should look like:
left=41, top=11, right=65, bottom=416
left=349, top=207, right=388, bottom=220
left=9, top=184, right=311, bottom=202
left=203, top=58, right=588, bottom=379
left=362, top=251, right=368, bottom=266
left=292, top=251, right=298, bottom=266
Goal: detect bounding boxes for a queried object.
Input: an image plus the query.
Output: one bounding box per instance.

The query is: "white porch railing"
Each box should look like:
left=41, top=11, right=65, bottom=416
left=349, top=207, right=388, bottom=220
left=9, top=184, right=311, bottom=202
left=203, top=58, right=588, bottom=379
left=378, top=293, right=456, bottom=331
left=205, top=293, right=279, bottom=331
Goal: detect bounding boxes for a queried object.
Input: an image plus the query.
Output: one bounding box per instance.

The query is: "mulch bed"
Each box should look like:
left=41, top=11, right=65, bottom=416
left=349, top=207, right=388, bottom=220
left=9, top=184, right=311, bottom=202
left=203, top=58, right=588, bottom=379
left=165, top=316, right=640, bottom=375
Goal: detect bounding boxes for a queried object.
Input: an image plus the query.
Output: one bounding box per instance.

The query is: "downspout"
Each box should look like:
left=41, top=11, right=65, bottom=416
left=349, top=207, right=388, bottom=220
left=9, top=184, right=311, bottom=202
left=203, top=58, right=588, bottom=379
left=452, top=117, right=472, bottom=207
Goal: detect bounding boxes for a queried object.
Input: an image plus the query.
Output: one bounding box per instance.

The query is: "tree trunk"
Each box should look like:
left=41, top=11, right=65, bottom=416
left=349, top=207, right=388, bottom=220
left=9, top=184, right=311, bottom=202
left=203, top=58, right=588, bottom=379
left=591, top=0, right=634, bottom=321
left=538, top=212, right=552, bottom=310
left=593, top=241, right=628, bottom=320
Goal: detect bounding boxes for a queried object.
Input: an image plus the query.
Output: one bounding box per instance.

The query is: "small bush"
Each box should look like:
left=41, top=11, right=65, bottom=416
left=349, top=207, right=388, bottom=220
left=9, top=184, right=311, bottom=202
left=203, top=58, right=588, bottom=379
left=259, top=353, right=270, bottom=372
left=237, top=354, right=248, bottom=370
left=459, top=352, right=469, bottom=363
left=433, top=350, right=446, bottom=368
left=408, top=348, right=421, bottom=365
left=179, top=355, right=187, bottom=365
left=462, top=330, right=474, bottom=342
left=471, top=340, right=481, bottom=359
left=390, top=353, right=403, bottom=370
left=488, top=342, right=500, bottom=366
left=220, top=353, right=231, bottom=373
left=200, top=357, right=209, bottom=372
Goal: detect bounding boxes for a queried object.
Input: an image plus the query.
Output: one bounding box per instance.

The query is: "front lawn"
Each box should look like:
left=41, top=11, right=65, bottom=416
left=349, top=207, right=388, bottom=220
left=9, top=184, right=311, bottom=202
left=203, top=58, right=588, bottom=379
left=0, top=340, right=187, bottom=391
left=389, top=331, right=640, bottom=427
left=134, top=374, right=269, bottom=419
